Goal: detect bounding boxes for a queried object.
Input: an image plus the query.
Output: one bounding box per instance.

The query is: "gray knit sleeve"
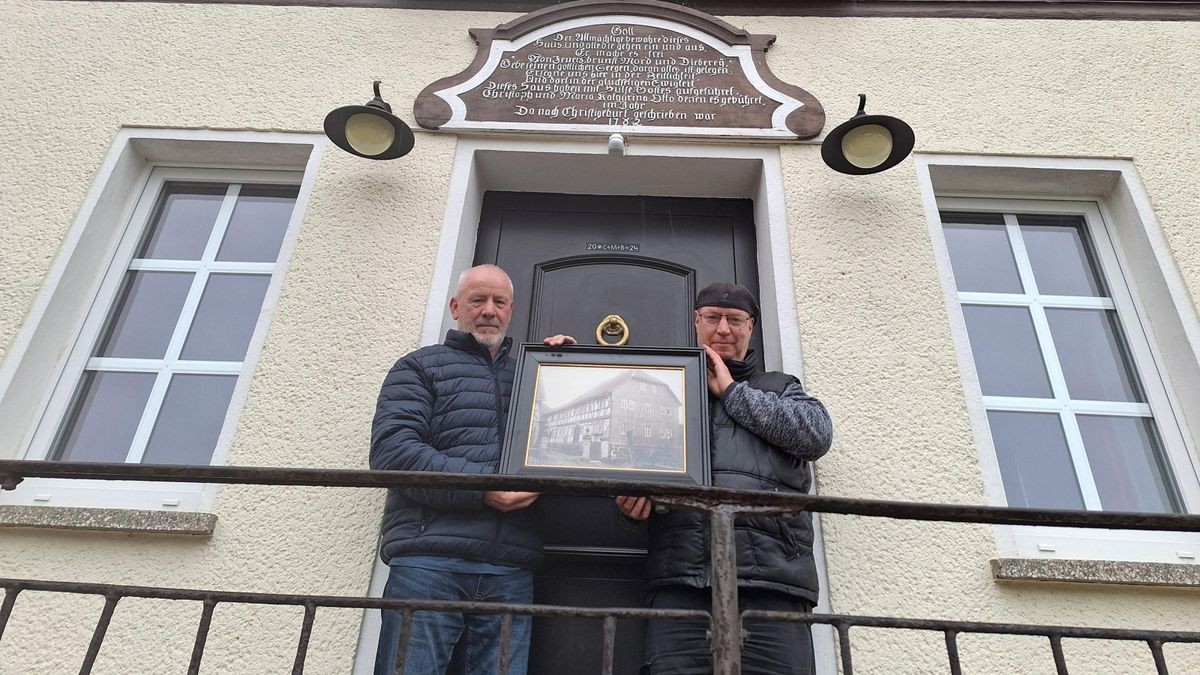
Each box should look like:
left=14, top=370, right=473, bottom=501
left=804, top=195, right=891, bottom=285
left=721, top=381, right=833, bottom=461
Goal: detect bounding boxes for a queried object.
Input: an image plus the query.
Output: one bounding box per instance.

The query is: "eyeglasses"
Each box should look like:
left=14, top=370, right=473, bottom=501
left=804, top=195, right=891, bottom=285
left=698, top=312, right=753, bottom=329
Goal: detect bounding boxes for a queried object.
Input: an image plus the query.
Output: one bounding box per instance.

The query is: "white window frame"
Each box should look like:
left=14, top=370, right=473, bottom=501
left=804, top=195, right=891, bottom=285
left=33, top=169, right=300, bottom=466
left=918, top=155, right=1200, bottom=563
left=0, top=129, right=324, bottom=512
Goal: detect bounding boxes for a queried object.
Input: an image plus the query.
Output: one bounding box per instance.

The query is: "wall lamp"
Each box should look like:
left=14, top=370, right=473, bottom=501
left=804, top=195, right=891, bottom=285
left=323, top=81, right=415, bottom=160
left=821, top=94, right=915, bottom=175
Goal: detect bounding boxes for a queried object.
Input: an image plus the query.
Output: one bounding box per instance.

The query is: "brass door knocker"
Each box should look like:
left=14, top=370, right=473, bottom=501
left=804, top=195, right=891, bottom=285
left=595, top=314, right=630, bottom=346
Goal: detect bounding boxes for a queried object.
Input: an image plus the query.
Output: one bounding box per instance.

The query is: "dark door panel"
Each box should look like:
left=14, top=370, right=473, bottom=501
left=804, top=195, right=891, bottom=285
left=529, top=553, right=647, bottom=674
left=477, top=191, right=761, bottom=355
left=530, top=255, right=695, bottom=348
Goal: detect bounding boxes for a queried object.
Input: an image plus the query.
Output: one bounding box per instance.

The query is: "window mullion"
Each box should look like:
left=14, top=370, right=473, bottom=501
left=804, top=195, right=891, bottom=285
left=172, top=360, right=244, bottom=375
left=1039, top=295, right=1115, bottom=310
left=957, top=291, right=1032, bottom=307
left=86, top=357, right=166, bottom=372
left=981, top=396, right=1152, bottom=417
left=1058, top=409, right=1102, bottom=510
left=981, top=396, right=1066, bottom=413
left=1006, top=214, right=1103, bottom=510
left=124, top=370, right=174, bottom=464
left=128, top=259, right=203, bottom=273
left=208, top=261, right=275, bottom=274
left=129, top=259, right=274, bottom=274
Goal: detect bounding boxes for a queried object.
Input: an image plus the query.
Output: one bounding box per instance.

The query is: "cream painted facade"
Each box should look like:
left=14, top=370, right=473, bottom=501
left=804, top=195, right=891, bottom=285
left=1, top=1, right=1199, bottom=673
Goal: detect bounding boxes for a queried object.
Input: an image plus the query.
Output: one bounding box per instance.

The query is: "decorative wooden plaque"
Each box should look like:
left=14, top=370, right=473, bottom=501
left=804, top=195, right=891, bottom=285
left=414, top=0, right=824, bottom=139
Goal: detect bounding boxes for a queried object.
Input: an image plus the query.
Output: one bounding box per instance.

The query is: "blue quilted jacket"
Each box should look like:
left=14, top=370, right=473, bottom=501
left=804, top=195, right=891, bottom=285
left=369, top=330, right=541, bottom=568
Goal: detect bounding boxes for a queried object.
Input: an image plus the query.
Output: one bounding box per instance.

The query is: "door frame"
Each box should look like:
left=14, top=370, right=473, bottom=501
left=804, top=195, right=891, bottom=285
left=353, top=135, right=836, bottom=673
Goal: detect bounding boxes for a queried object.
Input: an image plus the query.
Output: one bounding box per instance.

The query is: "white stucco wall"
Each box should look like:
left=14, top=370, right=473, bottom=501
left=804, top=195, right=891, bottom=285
left=1, top=2, right=1198, bottom=673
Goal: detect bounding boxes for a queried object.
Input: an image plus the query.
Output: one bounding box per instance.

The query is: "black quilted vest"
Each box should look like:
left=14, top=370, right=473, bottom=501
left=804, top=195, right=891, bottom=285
left=643, top=360, right=819, bottom=601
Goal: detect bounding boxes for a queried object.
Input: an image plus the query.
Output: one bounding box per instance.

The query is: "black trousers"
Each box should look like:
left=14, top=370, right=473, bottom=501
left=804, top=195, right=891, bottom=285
left=641, top=586, right=815, bottom=675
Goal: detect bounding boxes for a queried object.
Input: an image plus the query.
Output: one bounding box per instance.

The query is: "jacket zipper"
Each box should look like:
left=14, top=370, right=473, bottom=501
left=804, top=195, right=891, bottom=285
left=488, top=353, right=506, bottom=552
left=490, top=356, right=505, bottom=440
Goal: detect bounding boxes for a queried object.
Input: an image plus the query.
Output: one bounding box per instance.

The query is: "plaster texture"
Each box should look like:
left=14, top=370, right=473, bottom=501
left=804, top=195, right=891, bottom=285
left=0, top=2, right=1198, bottom=673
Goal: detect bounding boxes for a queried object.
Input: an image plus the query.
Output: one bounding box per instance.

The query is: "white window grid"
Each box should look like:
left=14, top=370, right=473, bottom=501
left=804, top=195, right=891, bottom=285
left=28, top=168, right=302, bottom=467
left=938, top=197, right=1200, bottom=515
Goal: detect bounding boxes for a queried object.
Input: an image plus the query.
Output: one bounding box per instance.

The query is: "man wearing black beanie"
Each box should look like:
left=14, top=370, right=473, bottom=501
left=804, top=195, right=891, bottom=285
left=618, top=281, right=833, bottom=675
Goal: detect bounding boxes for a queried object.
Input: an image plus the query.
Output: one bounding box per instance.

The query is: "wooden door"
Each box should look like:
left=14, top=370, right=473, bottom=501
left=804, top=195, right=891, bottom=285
left=475, top=191, right=758, bottom=674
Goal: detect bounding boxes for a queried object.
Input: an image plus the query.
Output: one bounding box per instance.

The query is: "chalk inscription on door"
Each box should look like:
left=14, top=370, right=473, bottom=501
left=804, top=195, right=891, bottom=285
left=414, top=1, right=824, bottom=139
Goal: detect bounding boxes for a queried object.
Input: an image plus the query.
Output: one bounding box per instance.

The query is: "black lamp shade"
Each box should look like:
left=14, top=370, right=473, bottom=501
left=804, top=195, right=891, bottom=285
left=821, top=96, right=915, bottom=175
left=324, top=82, right=415, bottom=160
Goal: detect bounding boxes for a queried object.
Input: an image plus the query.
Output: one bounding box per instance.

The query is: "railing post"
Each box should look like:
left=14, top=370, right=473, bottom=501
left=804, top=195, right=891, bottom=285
left=188, top=597, right=218, bottom=675
left=391, top=608, right=414, bottom=675
left=1049, top=634, right=1069, bottom=675
left=497, top=612, right=512, bottom=675
left=0, top=585, right=21, bottom=642
left=601, top=615, right=617, bottom=675
left=944, top=629, right=962, bottom=675
left=78, top=594, right=119, bottom=675
left=1147, top=639, right=1168, bottom=675
left=836, top=621, right=854, bottom=675
left=0, top=470, right=22, bottom=491
left=291, top=601, right=317, bottom=675
left=710, top=505, right=740, bottom=675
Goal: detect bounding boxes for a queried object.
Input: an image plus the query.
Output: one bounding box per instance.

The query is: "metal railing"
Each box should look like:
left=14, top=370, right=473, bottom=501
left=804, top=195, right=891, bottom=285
left=2, top=460, right=1200, bottom=675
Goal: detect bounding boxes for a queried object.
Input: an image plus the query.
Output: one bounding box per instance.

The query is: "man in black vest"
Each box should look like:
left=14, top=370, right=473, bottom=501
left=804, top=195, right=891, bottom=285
left=618, top=281, right=833, bottom=675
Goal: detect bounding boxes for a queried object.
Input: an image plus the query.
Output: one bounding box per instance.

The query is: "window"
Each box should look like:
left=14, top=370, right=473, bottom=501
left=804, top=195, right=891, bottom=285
left=643, top=403, right=651, bottom=413
left=933, top=196, right=1199, bottom=560
left=941, top=206, right=1183, bottom=513
left=45, top=181, right=298, bottom=466
left=661, top=406, right=669, bottom=416
left=917, top=157, right=1200, bottom=563
left=0, top=132, right=319, bottom=513
left=644, top=425, right=652, bottom=437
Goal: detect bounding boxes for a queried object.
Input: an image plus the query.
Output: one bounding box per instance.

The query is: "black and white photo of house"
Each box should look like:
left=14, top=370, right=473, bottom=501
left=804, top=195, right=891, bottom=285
left=526, top=365, right=686, bottom=472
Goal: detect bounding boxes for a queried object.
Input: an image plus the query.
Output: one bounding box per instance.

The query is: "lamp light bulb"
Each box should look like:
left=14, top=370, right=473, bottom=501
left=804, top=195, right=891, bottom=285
left=841, top=124, right=893, bottom=169
left=345, top=113, right=396, bottom=157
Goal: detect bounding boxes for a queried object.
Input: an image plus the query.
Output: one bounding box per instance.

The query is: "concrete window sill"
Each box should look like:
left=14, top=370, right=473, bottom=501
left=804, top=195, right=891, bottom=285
left=992, top=558, right=1200, bottom=588
left=0, top=505, right=216, bottom=536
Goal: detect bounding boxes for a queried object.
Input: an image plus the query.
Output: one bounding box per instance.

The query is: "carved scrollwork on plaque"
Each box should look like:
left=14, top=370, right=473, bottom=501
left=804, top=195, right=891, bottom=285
left=414, top=0, right=824, bottom=139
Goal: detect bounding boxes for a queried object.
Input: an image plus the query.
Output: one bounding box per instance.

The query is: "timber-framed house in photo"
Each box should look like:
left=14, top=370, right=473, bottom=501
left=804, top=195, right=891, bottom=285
left=532, top=370, right=684, bottom=470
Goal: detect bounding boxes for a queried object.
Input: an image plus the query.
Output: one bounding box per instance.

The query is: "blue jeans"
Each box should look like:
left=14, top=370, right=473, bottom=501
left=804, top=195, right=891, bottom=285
left=374, top=564, right=533, bottom=675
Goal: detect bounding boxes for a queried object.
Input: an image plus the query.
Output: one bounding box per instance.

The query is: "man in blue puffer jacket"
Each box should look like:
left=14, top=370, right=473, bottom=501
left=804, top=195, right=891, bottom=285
left=371, top=264, right=566, bottom=675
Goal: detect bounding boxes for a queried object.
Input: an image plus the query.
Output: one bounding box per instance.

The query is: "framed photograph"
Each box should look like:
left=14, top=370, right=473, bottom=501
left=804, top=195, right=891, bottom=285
left=501, top=344, right=710, bottom=485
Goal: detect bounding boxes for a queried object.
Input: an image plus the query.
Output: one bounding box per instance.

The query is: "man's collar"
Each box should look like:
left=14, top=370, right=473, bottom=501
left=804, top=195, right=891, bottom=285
left=445, top=329, right=512, bottom=361
left=723, top=349, right=760, bottom=382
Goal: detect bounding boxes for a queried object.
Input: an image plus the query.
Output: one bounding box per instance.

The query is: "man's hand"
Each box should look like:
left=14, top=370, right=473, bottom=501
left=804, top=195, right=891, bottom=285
left=484, top=491, right=540, bottom=512
left=703, top=345, right=735, bottom=397
left=543, top=334, right=577, bottom=347
left=615, top=495, right=652, bottom=521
